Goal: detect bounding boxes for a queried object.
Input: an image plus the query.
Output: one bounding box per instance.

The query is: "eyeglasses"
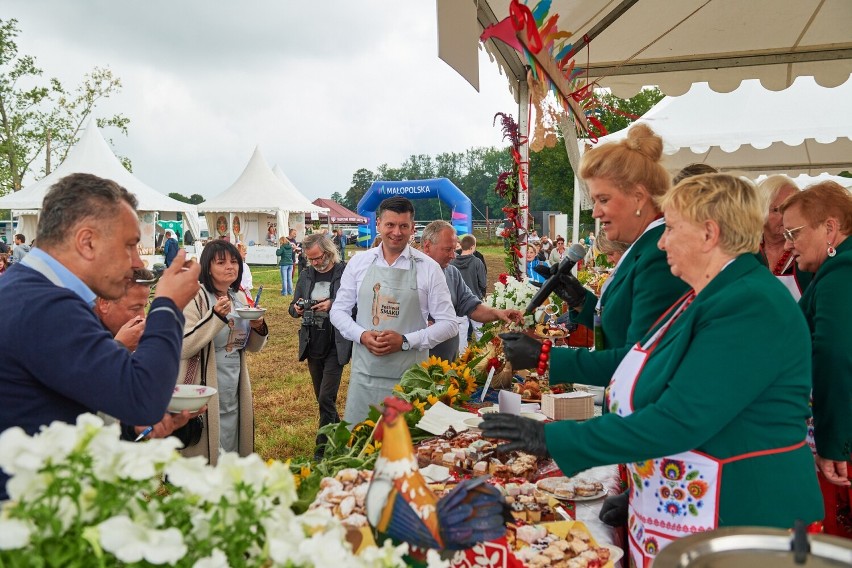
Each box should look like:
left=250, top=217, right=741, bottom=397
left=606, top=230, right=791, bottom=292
left=782, top=225, right=807, bottom=243
left=306, top=253, right=326, bottom=263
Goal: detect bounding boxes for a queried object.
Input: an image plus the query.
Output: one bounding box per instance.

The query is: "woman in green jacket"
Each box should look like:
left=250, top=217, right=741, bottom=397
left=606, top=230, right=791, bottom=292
left=756, top=175, right=813, bottom=299
left=546, top=124, right=689, bottom=386
left=485, top=174, right=823, bottom=566
left=781, top=181, right=852, bottom=537
left=276, top=236, right=294, bottom=296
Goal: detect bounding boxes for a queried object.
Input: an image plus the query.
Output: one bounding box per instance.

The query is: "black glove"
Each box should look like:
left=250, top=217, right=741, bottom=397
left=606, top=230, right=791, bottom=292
left=554, top=272, right=588, bottom=309
left=499, top=332, right=543, bottom=370
left=480, top=413, right=550, bottom=458
left=599, top=491, right=629, bottom=527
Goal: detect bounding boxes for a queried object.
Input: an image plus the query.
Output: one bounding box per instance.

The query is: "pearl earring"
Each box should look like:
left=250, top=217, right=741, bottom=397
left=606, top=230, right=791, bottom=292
left=827, top=242, right=837, bottom=257
left=635, top=209, right=641, bottom=217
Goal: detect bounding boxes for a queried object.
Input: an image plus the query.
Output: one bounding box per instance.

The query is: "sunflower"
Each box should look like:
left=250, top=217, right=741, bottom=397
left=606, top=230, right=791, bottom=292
left=412, top=399, right=427, bottom=415
left=421, top=355, right=452, bottom=374
left=427, top=394, right=439, bottom=406
left=439, top=383, right=460, bottom=406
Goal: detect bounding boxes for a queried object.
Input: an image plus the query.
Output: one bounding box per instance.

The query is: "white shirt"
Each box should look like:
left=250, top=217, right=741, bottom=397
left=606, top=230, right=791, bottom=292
left=240, top=262, right=253, bottom=292
left=330, top=244, right=457, bottom=351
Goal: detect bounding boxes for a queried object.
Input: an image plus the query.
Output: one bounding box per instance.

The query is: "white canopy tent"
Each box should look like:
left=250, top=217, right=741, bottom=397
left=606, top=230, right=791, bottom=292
left=0, top=125, right=199, bottom=250
left=755, top=173, right=852, bottom=190
left=439, top=0, right=852, bottom=98
left=589, top=75, right=852, bottom=177
left=436, top=0, right=852, bottom=244
left=198, top=146, right=327, bottom=249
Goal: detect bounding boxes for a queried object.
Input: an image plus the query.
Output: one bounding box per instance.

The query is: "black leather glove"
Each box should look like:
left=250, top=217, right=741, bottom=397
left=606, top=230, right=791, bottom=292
left=480, top=413, right=550, bottom=458
left=599, top=491, right=629, bottom=527
left=499, top=332, right=543, bottom=370
left=554, top=272, right=588, bottom=309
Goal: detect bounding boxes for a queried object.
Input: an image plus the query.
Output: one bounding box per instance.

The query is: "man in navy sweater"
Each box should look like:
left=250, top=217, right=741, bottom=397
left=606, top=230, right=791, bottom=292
left=0, top=173, right=201, bottom=500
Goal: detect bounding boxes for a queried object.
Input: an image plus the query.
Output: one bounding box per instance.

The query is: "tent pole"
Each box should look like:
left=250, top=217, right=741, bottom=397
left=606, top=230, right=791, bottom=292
left=518, top=79, right=530, bottom=276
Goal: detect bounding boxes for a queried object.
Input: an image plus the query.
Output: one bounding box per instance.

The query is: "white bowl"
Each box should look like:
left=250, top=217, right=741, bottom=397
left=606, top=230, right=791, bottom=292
left=168, top=385, right=217, bottom=412
left=235, top=307, right=267, bottom=320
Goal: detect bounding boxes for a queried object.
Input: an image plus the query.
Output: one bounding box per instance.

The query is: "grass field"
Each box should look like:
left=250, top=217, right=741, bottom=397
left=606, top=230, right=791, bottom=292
left=249, top=244, right=509, bottom=461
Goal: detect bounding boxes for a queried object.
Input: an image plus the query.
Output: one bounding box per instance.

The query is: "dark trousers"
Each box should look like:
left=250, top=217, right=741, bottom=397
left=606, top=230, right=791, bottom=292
left=307, top=348, right=343, bottom=458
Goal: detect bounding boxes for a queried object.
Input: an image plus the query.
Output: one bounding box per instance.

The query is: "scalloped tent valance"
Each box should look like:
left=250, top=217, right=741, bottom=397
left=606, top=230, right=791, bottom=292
left=588, top=74, right=852, bottom=176
left=439, top=0, right=852, bottom=99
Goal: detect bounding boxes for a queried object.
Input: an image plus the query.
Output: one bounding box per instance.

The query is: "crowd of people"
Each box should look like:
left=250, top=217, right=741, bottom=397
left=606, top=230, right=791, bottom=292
left=1, top=132, right=851, bottom=563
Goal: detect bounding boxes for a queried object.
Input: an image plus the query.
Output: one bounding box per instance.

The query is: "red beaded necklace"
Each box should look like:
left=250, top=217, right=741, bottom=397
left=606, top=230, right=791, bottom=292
left=537, top=339, right=553, bottom=375
left=761, top=242, right=793, bottom=276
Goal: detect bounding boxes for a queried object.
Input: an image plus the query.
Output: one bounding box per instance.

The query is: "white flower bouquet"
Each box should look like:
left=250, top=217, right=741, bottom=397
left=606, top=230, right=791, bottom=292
left=0, top=414, right=416, bottom=567
left=485, top=274, right=539, bottom=328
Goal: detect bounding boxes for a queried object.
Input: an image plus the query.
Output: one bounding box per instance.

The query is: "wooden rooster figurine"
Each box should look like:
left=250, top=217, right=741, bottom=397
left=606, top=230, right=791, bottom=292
left=366, top=397, right=509, bottom=551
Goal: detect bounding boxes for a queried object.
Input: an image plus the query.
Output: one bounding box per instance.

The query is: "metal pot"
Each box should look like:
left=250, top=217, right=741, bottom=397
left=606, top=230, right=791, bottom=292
left=653, top=525, right=852, bottom=567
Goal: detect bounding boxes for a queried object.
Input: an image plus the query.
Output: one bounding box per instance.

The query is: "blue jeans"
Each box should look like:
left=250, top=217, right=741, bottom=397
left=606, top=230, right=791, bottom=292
left=280, top=264, right=293, bottom=295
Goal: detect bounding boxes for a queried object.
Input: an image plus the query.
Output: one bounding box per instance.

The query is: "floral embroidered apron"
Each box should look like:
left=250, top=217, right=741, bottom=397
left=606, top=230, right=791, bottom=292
left=343, top=256, right=426, bottom=425
left=608, top=292, right=807, bottom=567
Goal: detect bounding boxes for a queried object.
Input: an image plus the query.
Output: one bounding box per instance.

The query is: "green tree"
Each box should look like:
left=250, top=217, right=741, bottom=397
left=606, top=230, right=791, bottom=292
left=0, top=18, right=129, bottom=196
left=342, top=167, right=375, bottom=211
left=593, top=87, right=664, bottom=135
left=169, top=192, right=205, bottom=204
left=330, top=191, right=343, bottom=203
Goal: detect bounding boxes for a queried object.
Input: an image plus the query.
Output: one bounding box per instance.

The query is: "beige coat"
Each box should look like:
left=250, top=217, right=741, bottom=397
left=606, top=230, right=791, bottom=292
left=177, top=287, right=268, bottom=464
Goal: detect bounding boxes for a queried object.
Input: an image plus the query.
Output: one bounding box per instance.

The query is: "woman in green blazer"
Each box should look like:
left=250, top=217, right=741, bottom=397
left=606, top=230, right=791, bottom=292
left=485, top=174, right=823, bottom=566
left=755, top=175, right=813, bottom=298
left=781, top=181, right=852, bottom=537
left=548, top=124, right=689, bottom=387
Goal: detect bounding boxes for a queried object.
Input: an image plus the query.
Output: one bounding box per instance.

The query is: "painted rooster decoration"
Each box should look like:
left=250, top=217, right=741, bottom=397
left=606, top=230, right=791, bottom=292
left=366, top=397, right=509, bottom=551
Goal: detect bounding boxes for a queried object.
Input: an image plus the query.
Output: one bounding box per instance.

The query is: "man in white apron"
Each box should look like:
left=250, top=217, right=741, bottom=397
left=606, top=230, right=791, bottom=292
left=330, top=197, right=457, bottom=425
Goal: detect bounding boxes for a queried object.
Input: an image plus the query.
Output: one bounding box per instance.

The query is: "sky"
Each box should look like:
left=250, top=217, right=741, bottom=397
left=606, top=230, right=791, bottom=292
left=5, top=1, right=518, bottom=201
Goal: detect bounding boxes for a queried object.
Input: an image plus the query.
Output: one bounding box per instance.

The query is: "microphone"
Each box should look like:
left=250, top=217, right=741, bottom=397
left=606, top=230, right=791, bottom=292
left=525, top=243, right=586, bottom=315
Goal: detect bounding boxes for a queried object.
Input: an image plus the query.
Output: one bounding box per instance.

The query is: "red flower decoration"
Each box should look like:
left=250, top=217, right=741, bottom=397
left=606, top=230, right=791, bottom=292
left=498, top=273, right=509, bottom=285
left=687, top=480, right=708, bottom=499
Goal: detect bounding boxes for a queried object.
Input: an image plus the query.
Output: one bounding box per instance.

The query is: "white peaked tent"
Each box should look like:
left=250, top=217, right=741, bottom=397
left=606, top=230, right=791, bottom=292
left=198, top=146, right=326, bottom=246
left=589, top=75, right=852, bottom=176
left=0, top=125, right=199, bottom=248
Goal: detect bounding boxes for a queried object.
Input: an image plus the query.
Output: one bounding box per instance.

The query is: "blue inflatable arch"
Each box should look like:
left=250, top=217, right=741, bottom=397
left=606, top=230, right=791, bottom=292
left=355, top=178, right=472, bottom=247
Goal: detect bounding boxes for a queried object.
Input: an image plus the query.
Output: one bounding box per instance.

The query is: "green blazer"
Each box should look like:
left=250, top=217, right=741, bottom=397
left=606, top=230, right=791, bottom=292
left=545, top=254, right=823, bottom=527
left=799, top=237, right=852, bottom=461
left=553, top=224, right=689, bottom=386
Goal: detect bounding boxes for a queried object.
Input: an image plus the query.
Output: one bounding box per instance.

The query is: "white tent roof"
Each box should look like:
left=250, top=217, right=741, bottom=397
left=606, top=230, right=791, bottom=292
left=198, top=147, right=326, bottom=214
left=587, top=75, right=852, bottom=176
left=755, top=173, right=852, bottom=189
left=0, top=125, right=199, bottom=239
left=439, top=0, right=852, bottom=98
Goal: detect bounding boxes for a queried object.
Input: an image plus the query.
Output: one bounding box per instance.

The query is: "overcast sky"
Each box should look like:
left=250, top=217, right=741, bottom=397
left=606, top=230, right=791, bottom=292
left=5, top=1, right=518, bottom=200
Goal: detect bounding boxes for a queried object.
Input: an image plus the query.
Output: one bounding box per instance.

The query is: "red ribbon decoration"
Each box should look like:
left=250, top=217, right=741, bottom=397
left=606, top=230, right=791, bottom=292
left=509, top=0, right=543, bottom=54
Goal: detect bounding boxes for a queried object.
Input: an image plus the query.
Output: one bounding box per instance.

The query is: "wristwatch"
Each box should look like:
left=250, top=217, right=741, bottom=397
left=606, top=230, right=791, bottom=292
left=401, top=335, right=410, bottom=351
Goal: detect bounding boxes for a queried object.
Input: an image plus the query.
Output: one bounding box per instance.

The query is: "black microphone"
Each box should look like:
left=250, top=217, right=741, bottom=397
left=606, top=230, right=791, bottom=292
left=525, top=243, right=586, bottom=315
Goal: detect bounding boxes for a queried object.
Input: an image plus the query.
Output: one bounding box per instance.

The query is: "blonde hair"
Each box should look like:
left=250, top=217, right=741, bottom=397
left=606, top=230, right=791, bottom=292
left=580, top=123, right=671, bottom=201
left=780, top=181, right=852, bottom=235
left=658, top=173, right=763, bottom=255
left=594, top=230, right=629, bottom=257
left=757, top=175, right=798, bottom=220
left=279, top=236, right=289, bottom=246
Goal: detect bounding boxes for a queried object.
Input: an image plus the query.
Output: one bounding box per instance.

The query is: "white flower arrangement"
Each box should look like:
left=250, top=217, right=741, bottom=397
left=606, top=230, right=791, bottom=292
left=0, top=414, right=426, bottom=568
left=485, top=275, right=538, bottom=328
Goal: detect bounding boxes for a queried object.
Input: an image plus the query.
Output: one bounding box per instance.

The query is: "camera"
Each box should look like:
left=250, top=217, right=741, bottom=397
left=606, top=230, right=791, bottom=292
left=296, top=298, right=325, bottom=328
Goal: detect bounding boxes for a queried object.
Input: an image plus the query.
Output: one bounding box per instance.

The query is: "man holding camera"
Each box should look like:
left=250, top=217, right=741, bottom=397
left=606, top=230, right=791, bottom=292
left=289, top=234, right=352, bottom=460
